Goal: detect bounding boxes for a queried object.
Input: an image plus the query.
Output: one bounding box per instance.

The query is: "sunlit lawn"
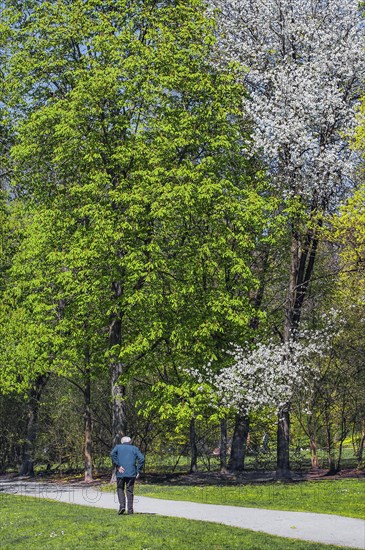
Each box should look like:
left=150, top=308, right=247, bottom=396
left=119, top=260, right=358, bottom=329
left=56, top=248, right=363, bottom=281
left=129, top=478, right=365, bottom=519
left=0, top=494, right=356, bottom=549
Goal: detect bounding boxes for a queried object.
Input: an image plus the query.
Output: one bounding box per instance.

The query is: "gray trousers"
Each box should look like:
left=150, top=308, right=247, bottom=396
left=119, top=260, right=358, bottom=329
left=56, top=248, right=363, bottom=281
left=117, top=477, right=135, bottom=513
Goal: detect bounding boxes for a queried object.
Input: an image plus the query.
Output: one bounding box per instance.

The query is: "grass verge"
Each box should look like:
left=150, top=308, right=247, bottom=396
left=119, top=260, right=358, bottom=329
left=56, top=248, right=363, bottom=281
left=0, top=493, right=354, bottom=549
left=131, top=478, right=365, bottom=519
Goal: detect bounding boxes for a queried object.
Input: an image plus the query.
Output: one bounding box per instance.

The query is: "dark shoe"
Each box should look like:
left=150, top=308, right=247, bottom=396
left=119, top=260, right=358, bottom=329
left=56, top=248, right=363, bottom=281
left=118, top=507, right=125, bottom=515
left=128, top=510, right=134, bottom=515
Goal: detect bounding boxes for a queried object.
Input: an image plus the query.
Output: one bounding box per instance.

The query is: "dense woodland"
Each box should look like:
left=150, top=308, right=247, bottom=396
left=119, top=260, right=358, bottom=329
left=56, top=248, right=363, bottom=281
left=0, top=0, right=365, bottom=482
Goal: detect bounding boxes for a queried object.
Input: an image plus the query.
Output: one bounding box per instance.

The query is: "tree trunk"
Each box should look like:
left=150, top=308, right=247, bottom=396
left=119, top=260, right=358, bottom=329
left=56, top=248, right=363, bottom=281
left=228, top=414, right=249, bottom=471
left=358, top=436, right=365, bottom=469
left=109, top=365, right=126, bottom=483
left=111, top=357, right=127, bottom=447
left=336, top=439, right=344, bottom=473
left=309, top=436, right=319, bottom=469
left=109, top=282, right=128, bottom=483
left=84, top=362, right=93, bottom=483
left=189, top=417, right=198, bottom=473
left=325, top=416, right=336, bottom=474
left=110, top=282, right=128, bottom=447
left=336, top=407, right=348, bottom=473
left=276, top=404, right=291, bottom=479
left=19, top=374, right=48, bottom=477
left=219, top=417, right=228, bottom=474
left=276, top=227, right=319, bottom=478
left=357, top=421, right=365, bottom=468
left=277, top=230, right=300, bottom=479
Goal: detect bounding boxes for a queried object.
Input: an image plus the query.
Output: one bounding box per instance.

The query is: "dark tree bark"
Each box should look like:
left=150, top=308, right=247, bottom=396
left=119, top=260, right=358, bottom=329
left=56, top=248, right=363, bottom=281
left=84, top=401, right=93, bottom=482
left=277, top=227, right=319, bottom=479
left=83, top=356, right=93, bottom=483
left=336, top=400, right=349, bottom=473
left=110, top=354, right=127, bottom=447
left=219, top=417, right=228, bottom=474
left=309, top=436, right=319, bottom=469
left=110, top=282, right=128, bottom=447
left=19, top=374, right=48, bottom=477
left=189, top=417, right=198, bottom=473
left=276, top=405, right=291, bottom=479
left=324, top=409, right=336, bottom=474
left=357, top=422, right=365, bottom=468
left=109, top=281, right=128, bottom=483
left=228, top=414, right=249, bottom=471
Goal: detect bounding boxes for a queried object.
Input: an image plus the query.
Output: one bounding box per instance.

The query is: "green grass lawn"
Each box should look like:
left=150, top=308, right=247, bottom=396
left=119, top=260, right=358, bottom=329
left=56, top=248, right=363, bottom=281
left=131, top=478, right=365, bottom=519
left=0, top=493, right=355, bottom=550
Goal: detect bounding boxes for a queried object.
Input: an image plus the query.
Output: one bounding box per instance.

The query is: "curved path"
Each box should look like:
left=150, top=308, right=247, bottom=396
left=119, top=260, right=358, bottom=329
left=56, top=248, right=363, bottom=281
left=0, top=479, right=364, bottom=549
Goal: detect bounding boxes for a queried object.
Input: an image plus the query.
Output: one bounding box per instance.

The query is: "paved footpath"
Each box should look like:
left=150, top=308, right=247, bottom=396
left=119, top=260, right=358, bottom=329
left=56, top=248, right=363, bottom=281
left=0, top=479, right=364, bottom=549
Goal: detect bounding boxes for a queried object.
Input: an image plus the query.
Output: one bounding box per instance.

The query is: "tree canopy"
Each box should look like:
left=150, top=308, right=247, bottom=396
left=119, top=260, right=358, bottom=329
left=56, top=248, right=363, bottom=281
left=0, top=0, right=364, bottom=479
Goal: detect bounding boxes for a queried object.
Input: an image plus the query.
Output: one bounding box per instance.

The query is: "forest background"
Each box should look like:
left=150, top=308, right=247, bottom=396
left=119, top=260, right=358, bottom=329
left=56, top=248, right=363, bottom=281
left=0, top=0, right=365, bottom=483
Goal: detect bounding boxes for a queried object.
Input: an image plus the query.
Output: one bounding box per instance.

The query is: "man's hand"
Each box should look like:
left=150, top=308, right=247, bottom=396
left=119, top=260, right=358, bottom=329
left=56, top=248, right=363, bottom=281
left=118, top=466, right=125, bottom=474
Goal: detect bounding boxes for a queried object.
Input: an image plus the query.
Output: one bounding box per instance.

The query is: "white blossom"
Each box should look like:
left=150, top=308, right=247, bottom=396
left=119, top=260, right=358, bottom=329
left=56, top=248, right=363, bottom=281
left=212, top=331, right=329, bottom=413
left=212, top=0, right=365, bottom=204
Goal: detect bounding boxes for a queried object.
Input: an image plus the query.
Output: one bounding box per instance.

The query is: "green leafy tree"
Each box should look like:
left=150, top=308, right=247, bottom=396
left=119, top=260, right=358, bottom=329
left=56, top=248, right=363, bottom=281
left=2, top=0, right=268, bottom=476
left=330, top=188, right=365, bottom=468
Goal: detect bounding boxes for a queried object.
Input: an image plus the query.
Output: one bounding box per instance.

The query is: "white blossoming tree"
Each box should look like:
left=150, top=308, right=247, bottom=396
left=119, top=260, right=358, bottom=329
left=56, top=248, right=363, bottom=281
left=213, top=0, right=365, bottom=477
left=214, top=336, right=325, bottom=415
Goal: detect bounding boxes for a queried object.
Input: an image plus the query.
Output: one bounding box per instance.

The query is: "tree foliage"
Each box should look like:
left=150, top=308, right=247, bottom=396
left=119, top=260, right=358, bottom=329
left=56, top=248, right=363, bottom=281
left=0, top=0, right=364, bottom=477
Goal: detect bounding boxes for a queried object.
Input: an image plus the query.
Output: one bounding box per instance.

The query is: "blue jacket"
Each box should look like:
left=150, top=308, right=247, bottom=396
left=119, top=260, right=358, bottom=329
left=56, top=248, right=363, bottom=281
left=110, top=443, right=145, bottom=478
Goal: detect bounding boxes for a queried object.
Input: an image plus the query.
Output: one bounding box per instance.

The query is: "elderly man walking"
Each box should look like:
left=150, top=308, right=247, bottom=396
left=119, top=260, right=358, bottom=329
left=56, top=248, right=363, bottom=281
left=111, top=436, right=145, bottom=515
